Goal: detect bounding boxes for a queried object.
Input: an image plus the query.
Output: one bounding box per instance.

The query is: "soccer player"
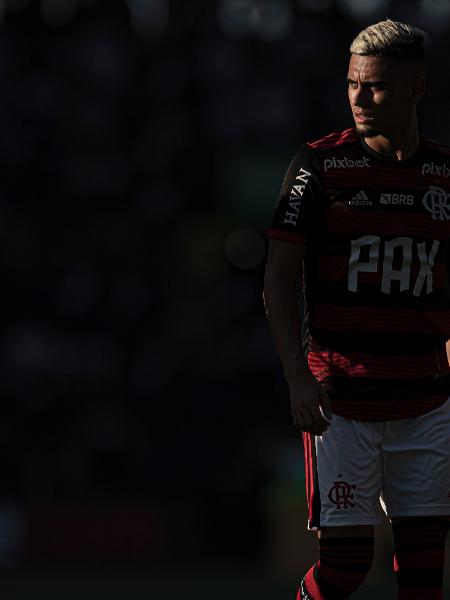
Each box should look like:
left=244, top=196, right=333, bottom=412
left=263, top=19, right=450, bottom=600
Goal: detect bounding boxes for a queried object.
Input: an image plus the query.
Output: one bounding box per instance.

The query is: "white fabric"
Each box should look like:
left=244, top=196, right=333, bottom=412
left=313, top=397, right=450, bottom=529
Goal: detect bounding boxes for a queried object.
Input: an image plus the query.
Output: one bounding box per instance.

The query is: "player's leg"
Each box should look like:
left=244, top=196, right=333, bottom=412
left=298, top=417, right=382, bottom=600
left=298, top=525, right=374, bottom=600
left=390, top=516, right=450, bottom=600
left=381, top=398, right=450, bottom=600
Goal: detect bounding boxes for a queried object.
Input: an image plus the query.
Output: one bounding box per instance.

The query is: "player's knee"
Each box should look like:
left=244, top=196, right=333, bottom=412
left=318, top=524, right=374, bottom=539
left=318, top=536, right=374, bottom=594
left=300, top=536, right=374, bottom=599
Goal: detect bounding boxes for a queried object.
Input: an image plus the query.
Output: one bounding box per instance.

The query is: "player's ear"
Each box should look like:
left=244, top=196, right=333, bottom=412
left=411, top=75, right=426, bottom=103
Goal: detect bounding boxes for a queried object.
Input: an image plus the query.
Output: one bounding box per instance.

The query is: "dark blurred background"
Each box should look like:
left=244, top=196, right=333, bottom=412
left=1, top=0, right=450, bottom=598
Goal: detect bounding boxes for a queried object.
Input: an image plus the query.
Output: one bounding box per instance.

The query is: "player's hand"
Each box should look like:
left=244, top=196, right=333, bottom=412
left=288, top=374, right=332, bottom=435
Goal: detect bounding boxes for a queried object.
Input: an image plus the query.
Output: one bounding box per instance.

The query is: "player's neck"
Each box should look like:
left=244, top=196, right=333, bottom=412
left=363, top=118, right=420, bottom=161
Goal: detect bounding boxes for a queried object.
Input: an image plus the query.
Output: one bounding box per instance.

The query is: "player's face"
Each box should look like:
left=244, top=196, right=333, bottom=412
left=347, top=54, right=421, bottom=139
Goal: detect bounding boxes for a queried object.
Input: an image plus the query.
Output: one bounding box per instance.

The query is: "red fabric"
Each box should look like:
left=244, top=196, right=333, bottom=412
left=302, top=432, right=316, bottom=528
left=299, top=538, right=374, bottom=599
left=304, top=566, right=326, bottom=599
left=308, top=347, right=449, bottom=380
left=308, top=127, right=356, bottom=150
left=323, top=205, right=450, bottom=237
left=312, top=304, right=450, bottom=335
left=318, top=562, right=368, bottom=590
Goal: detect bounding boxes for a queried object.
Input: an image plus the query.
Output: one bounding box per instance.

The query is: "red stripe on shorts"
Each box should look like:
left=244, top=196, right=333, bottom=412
left=303, top=432, right=320, bottom=528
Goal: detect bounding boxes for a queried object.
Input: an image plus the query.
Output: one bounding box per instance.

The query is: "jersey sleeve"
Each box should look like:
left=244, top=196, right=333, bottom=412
left=267, top=143, right=325, bottom=244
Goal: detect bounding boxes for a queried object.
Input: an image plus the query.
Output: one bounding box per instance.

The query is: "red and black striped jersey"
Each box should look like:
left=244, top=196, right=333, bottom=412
left=268, top=127, right=450, bottom=421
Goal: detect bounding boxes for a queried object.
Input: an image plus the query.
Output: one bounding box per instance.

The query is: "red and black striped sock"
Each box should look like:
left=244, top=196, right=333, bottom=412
left=392, top=518, right=450, bottom=600
left=297, top=536, right=374, bottom=600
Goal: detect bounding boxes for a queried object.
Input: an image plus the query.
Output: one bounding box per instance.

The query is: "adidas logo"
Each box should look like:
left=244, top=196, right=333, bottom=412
left=349, top=190, right=372, bottom=206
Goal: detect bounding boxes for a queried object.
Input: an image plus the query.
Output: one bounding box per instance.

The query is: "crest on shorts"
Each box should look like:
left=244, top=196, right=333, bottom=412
left=328, top=481, right=356, bottom=509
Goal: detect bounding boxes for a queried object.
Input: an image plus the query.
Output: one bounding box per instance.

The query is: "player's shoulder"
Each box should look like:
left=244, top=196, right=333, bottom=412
left=289, top=128, right=360, bottom=171
left=421, top=133, right=450, bottom=158
left=284, top=128, right=361, bottom=182
left=306, top=128, right=358, bottom=152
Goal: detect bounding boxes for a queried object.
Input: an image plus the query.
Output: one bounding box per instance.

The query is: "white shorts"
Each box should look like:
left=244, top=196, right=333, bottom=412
left=303, top=397, right=450, bottom=529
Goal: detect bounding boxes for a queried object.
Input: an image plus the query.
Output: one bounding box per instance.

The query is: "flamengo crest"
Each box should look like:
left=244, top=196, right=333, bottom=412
left=422, top=186, right=450, bottom=220
left=328, top=481, right=356, bottom=509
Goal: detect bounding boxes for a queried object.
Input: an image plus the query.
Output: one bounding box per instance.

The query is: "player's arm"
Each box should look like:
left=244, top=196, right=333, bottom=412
left=264, top=240, right=331, bottom=436
left=264, top=145, right=331, bottom=435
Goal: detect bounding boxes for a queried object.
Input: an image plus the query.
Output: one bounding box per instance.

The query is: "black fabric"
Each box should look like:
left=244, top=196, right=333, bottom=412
left=392, top=518, right=450, bottom=590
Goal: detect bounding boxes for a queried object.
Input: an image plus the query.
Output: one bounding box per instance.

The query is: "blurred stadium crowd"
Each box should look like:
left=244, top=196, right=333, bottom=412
left=1, top=0, right=450, bottom=570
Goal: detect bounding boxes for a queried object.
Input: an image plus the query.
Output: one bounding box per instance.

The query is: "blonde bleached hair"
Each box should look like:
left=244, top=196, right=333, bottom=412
left=350, top=19, right=429, bottom=61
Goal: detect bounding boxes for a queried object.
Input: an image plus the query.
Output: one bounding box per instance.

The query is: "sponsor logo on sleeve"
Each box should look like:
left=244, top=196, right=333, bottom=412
left=283, top=166, right=311, bottom=226
left=422, top=162, right=450, bottom=177
left=323, top=155, right=370, bottom=173
left=380, top=193, right=414, bottom=206
left=422, top=186, right=450, bottom=220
